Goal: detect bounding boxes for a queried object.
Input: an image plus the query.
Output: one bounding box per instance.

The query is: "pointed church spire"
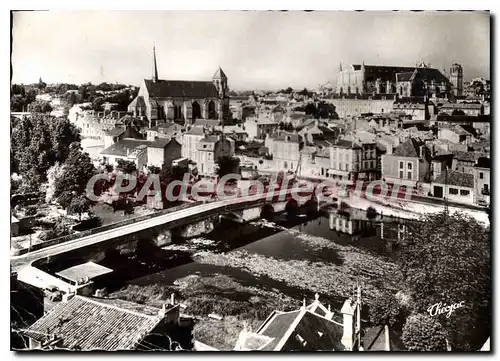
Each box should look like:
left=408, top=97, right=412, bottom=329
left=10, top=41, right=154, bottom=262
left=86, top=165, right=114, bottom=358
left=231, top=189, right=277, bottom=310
left=339, top=62, right=343, bottom=72
left=152, top=44, right=158, bottom=82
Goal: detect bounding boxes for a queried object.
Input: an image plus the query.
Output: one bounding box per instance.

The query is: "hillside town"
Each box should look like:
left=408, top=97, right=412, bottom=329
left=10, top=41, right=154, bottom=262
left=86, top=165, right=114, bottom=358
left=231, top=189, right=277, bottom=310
left=10, top=11, right=490, bottom=353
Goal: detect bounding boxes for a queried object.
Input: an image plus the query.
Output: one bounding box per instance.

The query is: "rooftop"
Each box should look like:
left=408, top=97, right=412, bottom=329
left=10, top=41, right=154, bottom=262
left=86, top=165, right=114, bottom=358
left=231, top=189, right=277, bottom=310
left=55, top=262, right=113, bottom=284
left=144, top=79, right=219, bottom=99
left=100, top=138, right=152, bottom=157
left=433, top=170, right=474, bottom=188
left=23, top=296, right=168, bottom=351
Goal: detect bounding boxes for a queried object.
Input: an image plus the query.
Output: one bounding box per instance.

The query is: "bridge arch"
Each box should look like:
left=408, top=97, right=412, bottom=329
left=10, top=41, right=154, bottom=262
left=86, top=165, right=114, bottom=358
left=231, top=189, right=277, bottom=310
left=260, top=204, right=275, bottom=221
left=285, top=199, right=299, bottom=220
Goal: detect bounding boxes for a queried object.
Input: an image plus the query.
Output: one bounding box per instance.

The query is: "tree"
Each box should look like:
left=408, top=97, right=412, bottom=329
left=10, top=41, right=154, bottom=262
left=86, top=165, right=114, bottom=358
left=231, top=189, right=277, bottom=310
left=298, top=88, right=310, bottom=96
left=285, top=87, right=294, bottom=94
left=315, top=101, right=338, bottom=119
left=11, top=115, right=81, bottom=191
left=54, top=143, right=96, bottom=201
left=92, top=97, right=105, bottom=111
left=28, top=100, right=53, bottom=113
left=369, top=291, right=403, bottom=327
left=116, top=159, right=137, bottom=174
left=148, top=165, right=161, bottom=174
left=402, top=314, right=448, bottom=351
left=399, top=211, right=490, bottom=350
left=67, top=196, right=91, bottom=221
left=304, top=103, right=316, bottom=116
left=216, top=156, right=240, bottom=178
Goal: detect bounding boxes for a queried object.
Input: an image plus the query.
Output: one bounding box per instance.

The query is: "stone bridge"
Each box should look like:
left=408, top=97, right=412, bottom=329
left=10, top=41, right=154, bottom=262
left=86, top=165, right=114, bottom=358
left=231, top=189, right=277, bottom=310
left=13, top=190, right=323, bottom=291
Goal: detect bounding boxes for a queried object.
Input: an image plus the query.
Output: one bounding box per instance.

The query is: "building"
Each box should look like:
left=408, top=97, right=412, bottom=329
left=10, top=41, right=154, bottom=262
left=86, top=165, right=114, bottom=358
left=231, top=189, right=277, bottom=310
left=298, top=120, right=339, bottom=144
left=330, top=95, right=396, bottom=118
left=233, top=293, right=361, bottom=351
left=22, top=295, right=184, bottom=351
left=438, top=124, right=475, bottom=145
left=128, top=46, right=230, bottom=127
left=431, top=170, right=474, bottom=204
left=72, top=110, right=127, bottom=139
left=146, top=122, right=183, bottom=141
left=451, top=151, right=484, bottom=173
left=392, top=100, right=427, bottom=120
left=381, top=138, right=432, bottom=186
left=244, top=116, right=279, bottom=140
left=181, top=126, right=206, bottom=162
left=265, top=131, right=301, bottom=172
left=439, top=102, right=483, bottom=116
left=100, top=138, right=151, bottom=170
left=195, top=135, right=233, bottom=177
left=222, top=125, right=248, bottom=142
left=328, top=140, right=362, bottom=181
left=335, top=62, right=452, bottom=98
left=147, top=138, right=182, bottom=169
left=472, top=157, right=490, bottom=206
left=449, top=63, right=464, bottom=97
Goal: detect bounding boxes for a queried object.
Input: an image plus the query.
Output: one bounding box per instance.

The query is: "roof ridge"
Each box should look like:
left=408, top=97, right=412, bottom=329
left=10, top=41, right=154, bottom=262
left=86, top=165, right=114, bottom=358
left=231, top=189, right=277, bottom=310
left=75, top=296, right=160, bottom=320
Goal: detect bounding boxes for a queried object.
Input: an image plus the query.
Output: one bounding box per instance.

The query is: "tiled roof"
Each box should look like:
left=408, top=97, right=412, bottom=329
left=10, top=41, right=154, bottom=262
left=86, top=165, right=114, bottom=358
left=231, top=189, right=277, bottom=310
left=194, top=119, right=221, bottom=127
left=185, top=126, right=205, bottom=136
left=149, top=138, right=179, bottom=148
left=101, top=138, right=151, bottom=157
left=333, top=139, right=361, bottom=149
left=270, top=131, right=300, bottom=143
left=23, top=296, right=164, bottom=350
left=433, top=170, right=474, bottom=188
left=255, top=305, right=344, bottom=351
left=363, top=65, right=417, bottom=82
left=392, top=138, right=425, bottom=158
left=144, top=79, right=219, bottom=98
left=441, top=102, right=483, bottom=109
left=452, top=150, right=483, bottom=162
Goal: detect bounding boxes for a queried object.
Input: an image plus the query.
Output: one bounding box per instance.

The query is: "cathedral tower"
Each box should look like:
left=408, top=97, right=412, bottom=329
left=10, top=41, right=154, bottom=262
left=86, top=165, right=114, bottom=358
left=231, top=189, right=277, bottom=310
left=449, top=63, right=463, bottom=97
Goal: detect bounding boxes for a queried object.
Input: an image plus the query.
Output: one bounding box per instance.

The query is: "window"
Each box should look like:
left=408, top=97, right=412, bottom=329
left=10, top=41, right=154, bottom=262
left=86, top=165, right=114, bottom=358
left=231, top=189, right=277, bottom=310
left=407, top=172, right=412, bottom=180
left=407, top=162, right=412, bottom=170
left=460, top=189, right=470, bottom=196
left=449, top=188, right=459, bottom=195
left=399, top=161, right=404, bottom=169
left=295, top=334, right=307, bottom=347
left=399, top=170, right=404, bottom=178
left=480, top=172, right=484, bottom=179
left=291, top=162, right=294, bottom=170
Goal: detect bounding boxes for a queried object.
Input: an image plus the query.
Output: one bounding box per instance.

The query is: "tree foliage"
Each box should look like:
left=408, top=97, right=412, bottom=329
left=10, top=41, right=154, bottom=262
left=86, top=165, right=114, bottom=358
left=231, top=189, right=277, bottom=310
left=11, top=115, right=81, bottom=190
left=402, top=314, right=448, bottom=351
left=28, top=100, right=53, bottom=113
left=399, top=211, right=490, bottom=350
left=369, top=291, right=403, bottom=327
left=54, top=143, right=96, bottom=204
left=116, top=159, right=137, bottom=174
left=67, top=196, right=91, bottom=221
left=216, top=156, right=240, bottom=178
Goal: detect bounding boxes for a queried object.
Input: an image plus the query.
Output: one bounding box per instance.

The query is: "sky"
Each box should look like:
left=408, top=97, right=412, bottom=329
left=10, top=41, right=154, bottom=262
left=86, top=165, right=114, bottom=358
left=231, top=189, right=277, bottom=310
left=11, top=11, right=490, bottom=90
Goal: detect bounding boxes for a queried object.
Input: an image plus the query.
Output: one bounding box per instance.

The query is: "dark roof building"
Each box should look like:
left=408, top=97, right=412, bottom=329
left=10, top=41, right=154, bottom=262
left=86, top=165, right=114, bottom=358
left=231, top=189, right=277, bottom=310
left=433, top=170, right=474, bottom=188
left=22, top=295, right=181, bottom=351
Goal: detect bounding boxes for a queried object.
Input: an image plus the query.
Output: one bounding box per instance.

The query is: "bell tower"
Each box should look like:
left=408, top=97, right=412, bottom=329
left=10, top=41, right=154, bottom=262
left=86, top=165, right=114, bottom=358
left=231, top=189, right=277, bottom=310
left=212, top=66, right=228, bottom=98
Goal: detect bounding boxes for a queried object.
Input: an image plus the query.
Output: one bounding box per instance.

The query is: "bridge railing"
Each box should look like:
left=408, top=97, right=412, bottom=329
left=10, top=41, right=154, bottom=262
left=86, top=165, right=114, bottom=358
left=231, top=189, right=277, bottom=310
left=15, top=201, right=204, bottom=255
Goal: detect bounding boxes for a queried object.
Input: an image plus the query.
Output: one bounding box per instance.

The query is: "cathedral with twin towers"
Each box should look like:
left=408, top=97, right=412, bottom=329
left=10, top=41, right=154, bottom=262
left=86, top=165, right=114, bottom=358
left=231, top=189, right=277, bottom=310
left=128, top=46, right=231, bottom=128
left=335, top=61, right=464, bottom=99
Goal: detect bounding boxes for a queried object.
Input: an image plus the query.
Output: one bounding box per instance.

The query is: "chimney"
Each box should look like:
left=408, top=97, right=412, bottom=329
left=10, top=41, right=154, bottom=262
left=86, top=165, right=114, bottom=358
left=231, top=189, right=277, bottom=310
left=341, top=298, right=356, bottom=351
left=419, top=145, right=425, bottom=158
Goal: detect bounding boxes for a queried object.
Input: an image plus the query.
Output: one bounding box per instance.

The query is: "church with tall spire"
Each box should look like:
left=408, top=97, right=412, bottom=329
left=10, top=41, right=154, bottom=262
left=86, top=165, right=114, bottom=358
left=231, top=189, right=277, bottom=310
left=128, top=45, right=230, bottom=128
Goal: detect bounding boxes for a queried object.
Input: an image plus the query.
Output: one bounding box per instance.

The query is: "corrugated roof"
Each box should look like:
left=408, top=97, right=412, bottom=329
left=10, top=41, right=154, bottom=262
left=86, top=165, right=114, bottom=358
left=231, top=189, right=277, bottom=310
left=144, top=79, right=219, bottom=98
left=23, top=296, right=164, bottom=350
left=433, top=170, right=474, bottom=188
